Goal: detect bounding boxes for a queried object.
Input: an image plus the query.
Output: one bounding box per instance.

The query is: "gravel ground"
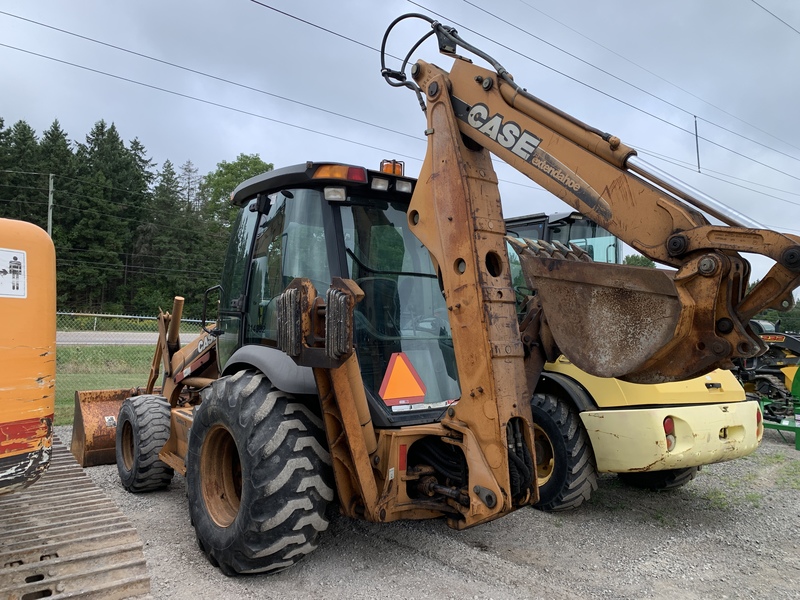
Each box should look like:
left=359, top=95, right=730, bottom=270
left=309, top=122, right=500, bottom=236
left=55, top=425, right=800, bottom=600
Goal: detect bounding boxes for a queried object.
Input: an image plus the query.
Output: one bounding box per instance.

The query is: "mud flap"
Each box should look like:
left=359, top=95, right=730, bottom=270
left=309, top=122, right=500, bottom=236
left=71, top=388, right=147, bottom=467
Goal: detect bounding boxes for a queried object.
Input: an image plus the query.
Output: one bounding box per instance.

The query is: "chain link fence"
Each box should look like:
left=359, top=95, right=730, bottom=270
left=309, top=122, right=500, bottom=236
left=55, top=312, right=203, bottom=425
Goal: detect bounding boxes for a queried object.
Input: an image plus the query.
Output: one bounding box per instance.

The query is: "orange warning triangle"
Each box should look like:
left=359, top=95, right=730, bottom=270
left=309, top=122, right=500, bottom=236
left=379, top=352, right=427, bottom=406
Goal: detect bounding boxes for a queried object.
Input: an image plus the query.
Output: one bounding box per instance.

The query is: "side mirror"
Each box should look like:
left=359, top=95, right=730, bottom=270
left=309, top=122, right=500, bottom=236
left=202, top=285, right=224, bottom=337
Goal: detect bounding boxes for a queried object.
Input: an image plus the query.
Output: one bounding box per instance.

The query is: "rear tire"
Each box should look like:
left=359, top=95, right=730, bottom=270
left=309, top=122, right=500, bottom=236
left=187, top=370, right=334, bottom=575
left=618, top=467, right=700, bottom=491
left=530, top=392, right=597, bottom=511
left=116, top=395, right=174, bottom=493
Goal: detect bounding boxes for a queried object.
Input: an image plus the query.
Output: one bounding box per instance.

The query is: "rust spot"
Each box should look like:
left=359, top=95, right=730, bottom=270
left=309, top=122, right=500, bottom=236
left=0, top=415, right=53, bottom=455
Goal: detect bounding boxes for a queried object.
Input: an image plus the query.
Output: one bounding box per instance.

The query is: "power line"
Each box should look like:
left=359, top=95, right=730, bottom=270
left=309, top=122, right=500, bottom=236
left=1, top=168, right=155, bottom=200
left=248, top=1, right=401, bottom=61
left=0, top=194, right=230, bottom=244
left=750, top=0, right=800, bottom=35
left=513, top=0, right=800, bottom=156
left=408, top=1, right=800, bottom=185
left=458, top=0, right=800, bottom=166
left=2, top=11, right=797, bottom=215
left=56, top=257, right=219, bottom=277
left=634, top=147, right=800, bottom=199
left=57, top=245, right=223, bottom=269
left=4, top=6, right=799, bottom=190
left=0, top=168, right=43, bottom=176
left=0, top=43, right=423, bottom=163
left=0, top=10, right=421, bottom=143
left=0, top=182, right=49, bottom=193
left=12, top=2, right=798, bottom=188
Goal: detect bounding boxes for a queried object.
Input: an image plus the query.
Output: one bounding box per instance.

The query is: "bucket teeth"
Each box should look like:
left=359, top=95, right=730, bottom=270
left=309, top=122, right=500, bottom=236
left=508, top=236, right=584, bottom=270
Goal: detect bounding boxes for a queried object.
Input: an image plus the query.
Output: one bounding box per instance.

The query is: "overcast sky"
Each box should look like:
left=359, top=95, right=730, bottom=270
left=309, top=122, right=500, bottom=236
left=1, top=0, right=798, bottom=281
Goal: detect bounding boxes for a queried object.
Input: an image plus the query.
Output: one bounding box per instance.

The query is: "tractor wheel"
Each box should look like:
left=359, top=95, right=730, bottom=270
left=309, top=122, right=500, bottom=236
left=187, top=370, right=334, bottom=576
left=618, top=467, right=700, bottom=491
left=116, top=395, right=174, bottom=493
left=529, top=392, right=597, bottom=511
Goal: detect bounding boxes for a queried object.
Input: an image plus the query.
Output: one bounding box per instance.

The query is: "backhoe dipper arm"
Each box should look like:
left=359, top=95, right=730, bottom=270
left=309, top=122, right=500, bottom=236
left=385, top=16, right=800, bottom=383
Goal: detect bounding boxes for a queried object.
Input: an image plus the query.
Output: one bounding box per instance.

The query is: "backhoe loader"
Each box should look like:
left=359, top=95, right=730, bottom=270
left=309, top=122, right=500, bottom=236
left=73, top=15, right=798, bottom=575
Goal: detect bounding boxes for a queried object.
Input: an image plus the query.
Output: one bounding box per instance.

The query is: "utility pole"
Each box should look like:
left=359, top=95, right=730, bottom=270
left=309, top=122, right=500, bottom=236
left=47, top=173, right=54, bottom=237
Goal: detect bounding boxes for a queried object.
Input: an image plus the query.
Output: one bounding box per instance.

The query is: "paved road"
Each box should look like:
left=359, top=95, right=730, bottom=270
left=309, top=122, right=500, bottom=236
left=57, top=331, right=200, bottom=345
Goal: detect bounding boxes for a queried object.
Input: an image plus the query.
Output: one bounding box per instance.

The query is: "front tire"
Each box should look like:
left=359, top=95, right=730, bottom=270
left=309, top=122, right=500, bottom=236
left=116, top=395, right=174, bottom=492
left=618, top=467, right=700, bottom=491
left=530, top=392, right=597, bottom=511
left=187, top=370, right=334, bottom=575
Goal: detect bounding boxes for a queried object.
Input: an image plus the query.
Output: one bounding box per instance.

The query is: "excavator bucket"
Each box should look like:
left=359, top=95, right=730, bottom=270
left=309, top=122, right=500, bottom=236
left=508, top=238, right=762, bottom=384
left=511, top=242, right=680, bottom=378
left=71, top=388, right=147, bottom=467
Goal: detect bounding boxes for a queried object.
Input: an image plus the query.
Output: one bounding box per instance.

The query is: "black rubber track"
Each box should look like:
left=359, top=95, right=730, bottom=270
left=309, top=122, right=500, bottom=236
left=116, top=394, right=174, bottom=493
left=187, top=370, right=334, bottom=575
left=618, top=466, right=700, bottom=491
left=530, top=392, right=597, bottom=511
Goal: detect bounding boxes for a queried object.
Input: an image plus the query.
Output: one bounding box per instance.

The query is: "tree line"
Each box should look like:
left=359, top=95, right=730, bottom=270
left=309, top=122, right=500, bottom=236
left=0, top=116, right=272, bottom=317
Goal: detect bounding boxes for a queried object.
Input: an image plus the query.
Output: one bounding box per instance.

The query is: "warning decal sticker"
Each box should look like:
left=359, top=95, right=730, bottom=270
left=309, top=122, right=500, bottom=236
left=0, top=248, right=27, bottom=299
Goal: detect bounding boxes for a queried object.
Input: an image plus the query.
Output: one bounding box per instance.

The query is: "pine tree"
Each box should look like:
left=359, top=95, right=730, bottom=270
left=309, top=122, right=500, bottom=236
left=62, top=120, right=153, bottom=311
left=0, top=121, right=45, bottom=225
left=179, top=159, right=200, bottom=211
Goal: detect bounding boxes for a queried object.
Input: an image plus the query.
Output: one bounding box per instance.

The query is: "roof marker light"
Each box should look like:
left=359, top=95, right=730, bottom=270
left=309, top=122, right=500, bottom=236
left=380, top=159, right=404, bottom=175
left=313, top=164, right=368, bottom=183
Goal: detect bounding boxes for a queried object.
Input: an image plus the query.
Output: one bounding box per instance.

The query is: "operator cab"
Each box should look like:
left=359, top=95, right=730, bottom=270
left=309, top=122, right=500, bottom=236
left=217, top=161, right=460, bottom=428
left=505, top=211, right=619, bottom=265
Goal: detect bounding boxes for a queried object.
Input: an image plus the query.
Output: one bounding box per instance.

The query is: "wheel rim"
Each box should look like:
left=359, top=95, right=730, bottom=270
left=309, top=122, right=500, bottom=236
left=200, top=425, right=242, bottom=528
left=121, top=420, right=134, bottom=471
left=533, top=423, right=555, bottom=486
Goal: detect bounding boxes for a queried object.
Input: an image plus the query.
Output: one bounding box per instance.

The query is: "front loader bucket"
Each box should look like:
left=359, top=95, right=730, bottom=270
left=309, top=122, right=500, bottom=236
left=71, top=388, right=145, bottom=467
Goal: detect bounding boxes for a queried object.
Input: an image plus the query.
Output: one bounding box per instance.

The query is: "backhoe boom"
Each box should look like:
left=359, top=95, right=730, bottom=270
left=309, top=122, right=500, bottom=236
left=385, top=17, right=800, bottom=384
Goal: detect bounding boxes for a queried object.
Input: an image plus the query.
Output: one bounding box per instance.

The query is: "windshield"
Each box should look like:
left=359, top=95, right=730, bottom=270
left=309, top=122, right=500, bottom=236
left=550, top=219, right=618, bottom=264
left=341, top=200, right=460, bottom=412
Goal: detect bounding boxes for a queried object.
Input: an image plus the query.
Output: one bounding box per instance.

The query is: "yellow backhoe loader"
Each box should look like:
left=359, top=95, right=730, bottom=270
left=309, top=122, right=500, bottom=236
left=72, top=15, right=797, bottom=575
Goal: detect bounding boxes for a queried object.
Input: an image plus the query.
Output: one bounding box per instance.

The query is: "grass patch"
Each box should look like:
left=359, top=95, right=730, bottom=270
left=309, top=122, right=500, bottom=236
left=56, top=373, right=149, bottom=425
left=756, top=452, right=786, bottom=466
left=743, top=492, right=763, bottom=507
left=55, top=345, right=152, bottom=425
left=729, top=471, right=758, bottom=489
left=650, top=511, right=674, bottom=526
left=777, top=461, right=800, bottom=490
left=702, top=489, right=731, bottom=510
left=57, top=345, right=153, bottom=374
